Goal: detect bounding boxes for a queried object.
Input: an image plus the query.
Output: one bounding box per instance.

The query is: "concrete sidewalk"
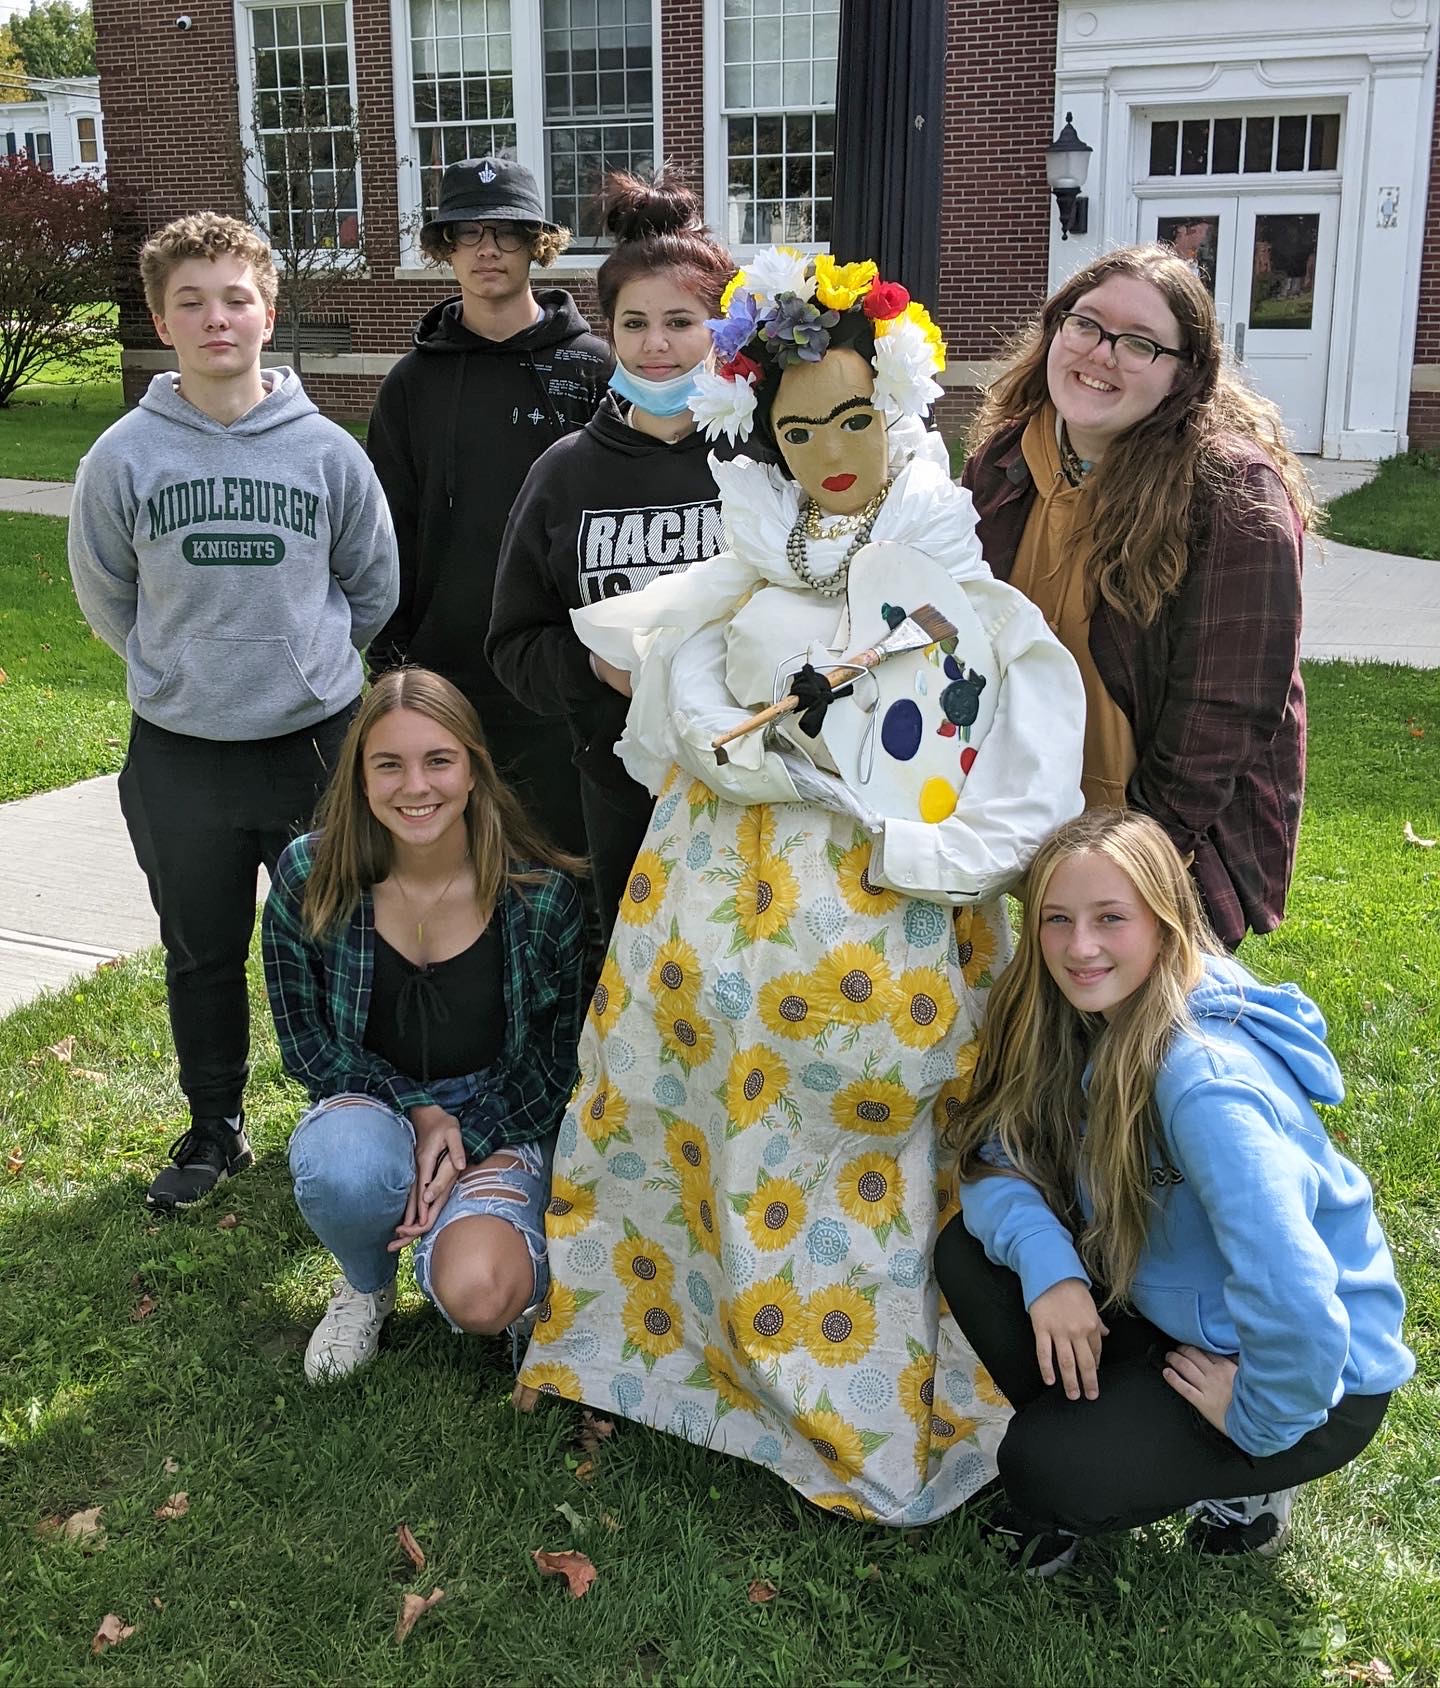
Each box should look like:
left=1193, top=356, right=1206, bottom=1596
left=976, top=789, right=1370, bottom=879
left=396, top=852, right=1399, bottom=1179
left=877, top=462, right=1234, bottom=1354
left=0, top=460, right=1434, bottom=1016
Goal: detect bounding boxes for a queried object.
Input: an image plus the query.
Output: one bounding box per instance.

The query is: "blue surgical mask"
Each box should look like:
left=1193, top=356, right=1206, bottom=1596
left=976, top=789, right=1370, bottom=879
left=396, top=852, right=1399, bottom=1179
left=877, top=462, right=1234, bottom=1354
left=609, top=358, right=707, bottom=417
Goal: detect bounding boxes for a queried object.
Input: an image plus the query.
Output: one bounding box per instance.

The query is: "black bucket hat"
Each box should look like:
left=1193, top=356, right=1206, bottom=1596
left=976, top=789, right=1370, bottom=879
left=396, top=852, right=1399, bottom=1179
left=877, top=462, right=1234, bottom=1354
left=422, top=157, right=558, bottom=235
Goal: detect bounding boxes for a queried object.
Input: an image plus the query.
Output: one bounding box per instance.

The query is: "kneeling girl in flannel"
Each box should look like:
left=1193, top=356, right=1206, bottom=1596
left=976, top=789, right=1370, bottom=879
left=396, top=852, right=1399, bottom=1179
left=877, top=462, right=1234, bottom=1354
left=262, top=668, right=586, bottom=1382
left=934, top=808, right=1412, bottom=1573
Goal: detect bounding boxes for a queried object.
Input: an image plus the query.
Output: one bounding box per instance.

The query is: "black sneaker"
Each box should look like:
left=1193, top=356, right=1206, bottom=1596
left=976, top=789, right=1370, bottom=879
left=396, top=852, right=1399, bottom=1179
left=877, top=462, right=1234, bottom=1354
left=981, top=1505, right=1081, bottom=1577
left=1184, top=1488, right=1296, bottom=1558
left=145, top=1116, right=253, bottom=1212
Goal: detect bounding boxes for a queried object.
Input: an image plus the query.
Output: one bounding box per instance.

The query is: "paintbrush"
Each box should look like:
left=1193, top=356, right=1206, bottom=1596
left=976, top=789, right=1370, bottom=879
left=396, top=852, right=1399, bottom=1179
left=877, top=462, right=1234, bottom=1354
left=712, top=603, right=957, bottom=765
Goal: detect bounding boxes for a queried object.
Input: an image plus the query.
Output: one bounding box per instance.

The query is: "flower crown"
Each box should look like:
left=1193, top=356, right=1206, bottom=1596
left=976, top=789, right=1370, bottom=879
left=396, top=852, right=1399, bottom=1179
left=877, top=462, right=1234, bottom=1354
left=689, top=248, right=947, bottom=444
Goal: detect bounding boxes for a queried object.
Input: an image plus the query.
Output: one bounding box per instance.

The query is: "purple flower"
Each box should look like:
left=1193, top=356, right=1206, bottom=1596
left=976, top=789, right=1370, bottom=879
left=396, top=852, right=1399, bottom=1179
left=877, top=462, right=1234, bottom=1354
left=759, top=292, right=841, bottom=366
left=706, top=287, right=759, bottom=362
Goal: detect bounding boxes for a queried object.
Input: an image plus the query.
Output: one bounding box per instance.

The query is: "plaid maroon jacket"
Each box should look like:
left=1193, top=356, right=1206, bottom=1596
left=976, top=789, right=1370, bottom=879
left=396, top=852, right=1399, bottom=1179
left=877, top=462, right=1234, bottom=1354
left=962, top=420, right=1306, bottom=947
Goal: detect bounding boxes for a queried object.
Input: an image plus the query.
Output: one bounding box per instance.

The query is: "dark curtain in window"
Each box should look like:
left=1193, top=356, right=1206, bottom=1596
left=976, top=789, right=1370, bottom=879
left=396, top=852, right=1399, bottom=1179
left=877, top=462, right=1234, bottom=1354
left=829, top=0, right=945, bottom=306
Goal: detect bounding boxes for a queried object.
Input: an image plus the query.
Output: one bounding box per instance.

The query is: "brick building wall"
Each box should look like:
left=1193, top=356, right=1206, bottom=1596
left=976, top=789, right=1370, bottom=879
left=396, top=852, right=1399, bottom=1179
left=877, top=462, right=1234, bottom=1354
left=1407, top=59, right=1440, bottom=447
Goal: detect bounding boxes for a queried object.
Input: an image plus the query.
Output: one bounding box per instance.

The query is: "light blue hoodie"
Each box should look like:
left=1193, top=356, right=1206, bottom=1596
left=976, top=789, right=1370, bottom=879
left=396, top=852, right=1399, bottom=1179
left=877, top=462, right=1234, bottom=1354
left=959, top=956, right=1414, bottom=1457
left=69, top=369, right=398, bottom=741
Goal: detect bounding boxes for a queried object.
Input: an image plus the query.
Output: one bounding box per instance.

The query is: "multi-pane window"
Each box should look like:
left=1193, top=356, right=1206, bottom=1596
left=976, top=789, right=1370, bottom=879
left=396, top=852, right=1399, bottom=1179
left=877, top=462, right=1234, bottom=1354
left=1148, top=112, right=1340, bottom=178
left=542, top=0, right=655, bottom=244
left=722, top=0, right=837, bottom=246
left=409, top=0, right=518, bottom=223
left=76, top=115, right=99, bottom=164
left=249, top=3, right=360, bottom=249
left=31, top=130, right=53, bottom=172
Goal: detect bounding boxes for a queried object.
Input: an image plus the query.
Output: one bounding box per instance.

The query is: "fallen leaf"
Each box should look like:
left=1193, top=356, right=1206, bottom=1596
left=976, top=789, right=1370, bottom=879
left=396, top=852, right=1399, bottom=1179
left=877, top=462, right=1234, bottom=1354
left=5, top=1147, right=23, bottom=1174
left=511, top=1382, right=541, bottom=1412
left=216, top=1213, right=239, bottom=1230
left=105, top=736, right=120, bottom=746
left=91, top=1614, right=135, bottom=1655
left=154, top=1492, right=188, bottom=1521
left=600, top=1512, right=621, bottom=1533
left=74, top=1068, right=107, bottom=1083
left=577, top=1410, right=615, bottom=1453
left=47, top=1036, right=74, bottom=1063
left=395, top=1523, right=426, bottom=1570
left=95, top=956, right=122, bottom=971
left=132, top=1294, right=157, bottom=1323
left=573, top=1459, right=595, bottom=1483
left=0, top=668, right=8, bottom=684
left=554, top=1501, right=588, bottom=1537
left=1402, top=821, right=1435, bottom=848
left=1345, top=1663, right=1395, bottom=1686
left=150, top=1597, right=165, bottom=1611
left=747, top=1579, right=778, bottom=1604
left=532, top=1548, right=597, bottom=1598
left=162, top=1457, right=180, bottom=1475
left=394, top=1586, right=445, bottom=1643
left=36, top=1505, right=107, bottom=1549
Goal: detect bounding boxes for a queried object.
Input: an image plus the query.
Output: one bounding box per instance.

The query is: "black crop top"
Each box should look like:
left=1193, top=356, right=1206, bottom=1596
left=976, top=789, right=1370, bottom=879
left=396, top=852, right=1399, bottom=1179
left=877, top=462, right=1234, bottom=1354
left=362, top=926, right=505, bottom=1083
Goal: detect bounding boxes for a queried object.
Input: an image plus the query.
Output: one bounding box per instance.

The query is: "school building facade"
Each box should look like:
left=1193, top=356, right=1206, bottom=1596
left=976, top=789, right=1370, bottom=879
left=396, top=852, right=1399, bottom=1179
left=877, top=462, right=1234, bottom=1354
left=93, top=0, right=1440, bottom=456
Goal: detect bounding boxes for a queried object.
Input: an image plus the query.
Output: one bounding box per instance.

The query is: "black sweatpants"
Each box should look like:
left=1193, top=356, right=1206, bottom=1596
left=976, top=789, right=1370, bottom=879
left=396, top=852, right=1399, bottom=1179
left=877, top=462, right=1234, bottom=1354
left=578, top=765, right=655, bottom=949
left=934, top=1217, right=1390, bottom=1536
left=118, top=705, right=355, bottom=1120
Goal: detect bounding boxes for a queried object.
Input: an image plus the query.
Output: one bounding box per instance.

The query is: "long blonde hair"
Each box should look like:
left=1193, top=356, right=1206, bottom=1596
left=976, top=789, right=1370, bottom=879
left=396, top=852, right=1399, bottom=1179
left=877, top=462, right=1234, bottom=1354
left=950, top=810, right=1225, bottom=1302
left=302, top=668, right=585, bottom=938
left=968, top=243, right=1317, bottom=627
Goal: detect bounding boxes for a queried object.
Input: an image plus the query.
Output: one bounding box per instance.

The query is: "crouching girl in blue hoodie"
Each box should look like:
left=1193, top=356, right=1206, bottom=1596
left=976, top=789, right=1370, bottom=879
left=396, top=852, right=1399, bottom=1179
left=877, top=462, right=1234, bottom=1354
left=934, top=808, right=1412, bottom=1574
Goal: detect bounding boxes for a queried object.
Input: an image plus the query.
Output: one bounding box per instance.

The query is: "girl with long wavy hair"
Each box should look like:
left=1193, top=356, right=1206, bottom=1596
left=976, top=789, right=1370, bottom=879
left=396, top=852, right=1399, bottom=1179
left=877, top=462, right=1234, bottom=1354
left=934, top=809, right=1411, bottom=1574
left=261, top=667, right=587, bottom=1383
left=963, top=243, right=1316, bottom=948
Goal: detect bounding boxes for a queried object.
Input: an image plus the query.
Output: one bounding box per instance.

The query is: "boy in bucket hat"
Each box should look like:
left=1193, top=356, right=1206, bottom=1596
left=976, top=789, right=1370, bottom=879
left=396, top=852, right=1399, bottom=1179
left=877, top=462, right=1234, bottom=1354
left=367, top=158, right=612, bottom=859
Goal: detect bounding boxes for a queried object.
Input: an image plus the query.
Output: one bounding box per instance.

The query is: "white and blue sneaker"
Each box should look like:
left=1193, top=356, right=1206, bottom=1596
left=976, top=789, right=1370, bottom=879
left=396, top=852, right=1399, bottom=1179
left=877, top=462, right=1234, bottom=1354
left=1185, top=1488, right=1296, bottom=1557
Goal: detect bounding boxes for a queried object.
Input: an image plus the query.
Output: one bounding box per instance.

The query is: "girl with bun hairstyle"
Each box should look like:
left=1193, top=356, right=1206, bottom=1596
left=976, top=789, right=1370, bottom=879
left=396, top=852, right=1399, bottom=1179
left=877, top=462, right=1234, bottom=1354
left=488, top=169, right=736, bottom=938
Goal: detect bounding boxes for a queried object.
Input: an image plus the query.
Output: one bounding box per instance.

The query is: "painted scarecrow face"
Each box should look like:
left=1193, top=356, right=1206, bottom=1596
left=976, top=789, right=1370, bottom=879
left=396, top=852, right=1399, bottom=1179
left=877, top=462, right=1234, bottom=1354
left=772, top=347, right=888, bottom=516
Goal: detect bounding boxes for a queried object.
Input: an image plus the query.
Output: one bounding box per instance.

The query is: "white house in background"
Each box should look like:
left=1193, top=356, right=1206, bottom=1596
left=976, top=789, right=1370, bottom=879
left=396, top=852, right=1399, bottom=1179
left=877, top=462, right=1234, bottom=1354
left=2, top=74, right=105, bottom=178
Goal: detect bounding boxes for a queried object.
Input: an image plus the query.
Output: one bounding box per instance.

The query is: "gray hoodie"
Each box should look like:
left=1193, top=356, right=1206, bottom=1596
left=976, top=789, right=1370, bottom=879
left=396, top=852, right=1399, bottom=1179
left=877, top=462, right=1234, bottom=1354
left=69, top=369, right=398, bottom=741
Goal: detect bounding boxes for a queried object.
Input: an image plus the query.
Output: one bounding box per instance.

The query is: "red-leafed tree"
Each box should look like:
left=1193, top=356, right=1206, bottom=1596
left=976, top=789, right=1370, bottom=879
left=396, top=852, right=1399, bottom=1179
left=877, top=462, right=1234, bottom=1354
left=0, top=153, right=117, bottom=406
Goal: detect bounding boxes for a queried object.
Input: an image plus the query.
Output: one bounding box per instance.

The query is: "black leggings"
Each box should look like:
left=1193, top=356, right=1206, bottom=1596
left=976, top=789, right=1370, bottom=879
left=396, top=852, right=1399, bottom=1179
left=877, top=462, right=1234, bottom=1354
left=934, top=1217, right=1390, bottom=1536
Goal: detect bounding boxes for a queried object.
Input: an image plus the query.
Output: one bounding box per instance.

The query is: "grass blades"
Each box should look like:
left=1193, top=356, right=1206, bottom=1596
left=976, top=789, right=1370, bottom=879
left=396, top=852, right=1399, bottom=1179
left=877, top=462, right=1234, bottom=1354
left=1322, top=452, right=1440, bottom=560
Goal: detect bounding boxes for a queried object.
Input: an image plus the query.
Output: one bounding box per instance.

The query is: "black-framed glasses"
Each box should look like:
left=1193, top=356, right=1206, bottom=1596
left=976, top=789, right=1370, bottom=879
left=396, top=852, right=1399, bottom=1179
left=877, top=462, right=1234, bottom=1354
left=449, top=222, right=534, bottom=253
left=1057, top=311, right=1188, bottom=370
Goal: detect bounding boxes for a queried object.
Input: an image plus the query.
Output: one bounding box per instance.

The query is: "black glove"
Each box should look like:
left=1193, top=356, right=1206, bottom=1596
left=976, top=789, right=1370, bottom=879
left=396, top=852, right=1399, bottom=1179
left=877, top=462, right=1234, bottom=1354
left=788, top=663, right=855, bottom=738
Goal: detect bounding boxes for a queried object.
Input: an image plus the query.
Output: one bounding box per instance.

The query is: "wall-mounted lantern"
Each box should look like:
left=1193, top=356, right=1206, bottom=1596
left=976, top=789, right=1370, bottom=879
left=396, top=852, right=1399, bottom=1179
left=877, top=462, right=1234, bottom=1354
left=1046, top=112, right=1092, bottom=240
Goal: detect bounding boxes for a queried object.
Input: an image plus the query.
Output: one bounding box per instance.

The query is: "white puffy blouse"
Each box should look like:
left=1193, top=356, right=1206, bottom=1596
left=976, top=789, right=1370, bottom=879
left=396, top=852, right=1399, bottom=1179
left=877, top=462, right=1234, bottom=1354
left=572, top=419, right=1085, bottom=905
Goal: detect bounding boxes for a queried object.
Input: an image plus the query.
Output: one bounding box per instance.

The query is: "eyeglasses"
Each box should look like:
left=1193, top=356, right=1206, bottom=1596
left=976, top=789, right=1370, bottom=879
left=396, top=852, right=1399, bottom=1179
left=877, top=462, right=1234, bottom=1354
left=1056, top=311, right=1188, bottom=370
left=449, top=222, right=534, bottom=253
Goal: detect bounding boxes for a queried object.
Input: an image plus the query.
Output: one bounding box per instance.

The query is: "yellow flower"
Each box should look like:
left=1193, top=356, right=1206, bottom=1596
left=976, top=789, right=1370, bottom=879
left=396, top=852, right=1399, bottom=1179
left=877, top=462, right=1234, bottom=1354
left=953, top=904, right=997, bottom=987
left=876, top=299, right=946, bottom=370
left=794, top=1406, right=868, bottom=1482
left=927, top=1404, right=978, bottom=1454
left=731, top=1274, right=803, bottom=1361
left=590, top=954, right=625, bottom=1038
left=933, top=1043, right=979, bottom=1142
left=649, top=935, right=702, bottom=1012
left=743, top=1175, right=807, bottom=1252
left=679, top=1165, right=722, bottom=1257
left=519, top=1360, right=581, bottom=1400
left=735, top=851, right=799, bottom=943
left=831, top=1075, right=914, bottom=1137
left=657, top=1005, right=715, bottom=1070
left=898, top=1350, right=937, bottom=1426
left=835, top=1152, right=905, bottom=1227
left=835, top=838, right=902, bottom=916
left=612, top=1232, right=675, bottom=1294
left=664, top=1117, right=710, bottom=1179
left=579, top=1080, right=629, bottom=1145
left=811, top=1491, right=878, bottom=1521
left=719, top=268, right=747, bottom=313
left=687, top=775, right=717, bottom=810
left=802, top=1283, right=877, bottom=1367
left=889, top=965, right=958, bottom=1049
left=814, top=942, right=897, bottom=1026
left=618, top=849, right=670, bottom=925
left=622, top=1287, right=684, bottom=1360
left=758, top=970, right=826, bottom=1041
left=736, top=803, right=776, bottom=860
left=530, top=1279, right=578, bottom=1346
left=724, top=1044, right=790, bottom=1129
left=814, top=254, right=878, bottom=311
left=974, top=1365, right=1009, bottom=1408
left=545, top=1174, right=596, bottom=1238
left=702, top=1342, right=757, bottom=1412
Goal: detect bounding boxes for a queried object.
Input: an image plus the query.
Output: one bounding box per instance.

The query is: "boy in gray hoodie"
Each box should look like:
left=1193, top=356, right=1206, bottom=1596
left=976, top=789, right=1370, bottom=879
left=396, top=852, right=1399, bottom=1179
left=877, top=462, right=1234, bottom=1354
left=69, top=213, right=398, bottom=1212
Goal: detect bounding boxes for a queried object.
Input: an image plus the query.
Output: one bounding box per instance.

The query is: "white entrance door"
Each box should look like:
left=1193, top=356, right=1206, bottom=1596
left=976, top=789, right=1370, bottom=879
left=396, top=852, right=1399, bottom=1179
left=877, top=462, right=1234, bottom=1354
left=1139, top=193, right=1338, bottom=452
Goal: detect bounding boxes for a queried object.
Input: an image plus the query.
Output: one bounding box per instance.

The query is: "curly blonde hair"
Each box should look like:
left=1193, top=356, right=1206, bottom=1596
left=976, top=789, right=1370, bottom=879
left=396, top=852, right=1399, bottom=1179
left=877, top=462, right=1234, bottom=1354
left=419, top=221, right=571, bottom=268
left=140, top=212, right=279, bottom=315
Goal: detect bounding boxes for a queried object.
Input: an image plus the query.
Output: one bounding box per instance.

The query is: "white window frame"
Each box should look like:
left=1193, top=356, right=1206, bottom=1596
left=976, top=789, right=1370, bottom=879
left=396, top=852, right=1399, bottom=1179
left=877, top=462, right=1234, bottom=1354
left=389, top=0, right=662, bottom=275
left=74, top=112, right=101, bottom=165
left=701, top=0, right=836, bottom=259
left=232, top=0, right=365, bottom=264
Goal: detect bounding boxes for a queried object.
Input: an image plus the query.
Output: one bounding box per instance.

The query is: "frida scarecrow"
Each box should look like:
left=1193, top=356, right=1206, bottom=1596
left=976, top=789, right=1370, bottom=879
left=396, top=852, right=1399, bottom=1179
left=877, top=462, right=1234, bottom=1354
left=518, top=250, right=1085, bottom=1524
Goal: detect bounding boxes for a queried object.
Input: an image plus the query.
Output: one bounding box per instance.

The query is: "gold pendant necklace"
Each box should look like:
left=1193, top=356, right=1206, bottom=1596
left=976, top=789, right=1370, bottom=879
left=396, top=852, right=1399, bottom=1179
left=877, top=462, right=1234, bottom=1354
left=389, top=864, right=465, bottom=961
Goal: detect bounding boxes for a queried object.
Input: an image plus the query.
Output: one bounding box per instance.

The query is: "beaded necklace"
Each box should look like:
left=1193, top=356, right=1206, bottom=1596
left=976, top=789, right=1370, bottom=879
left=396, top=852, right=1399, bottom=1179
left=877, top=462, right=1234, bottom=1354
left=785, top=481, right=892, bottom=597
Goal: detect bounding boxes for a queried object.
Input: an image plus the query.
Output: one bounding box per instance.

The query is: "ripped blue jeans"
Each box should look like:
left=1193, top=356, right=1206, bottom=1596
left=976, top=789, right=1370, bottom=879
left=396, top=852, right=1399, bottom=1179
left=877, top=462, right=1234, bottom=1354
left=288, top=1078, right=554, bottom=1332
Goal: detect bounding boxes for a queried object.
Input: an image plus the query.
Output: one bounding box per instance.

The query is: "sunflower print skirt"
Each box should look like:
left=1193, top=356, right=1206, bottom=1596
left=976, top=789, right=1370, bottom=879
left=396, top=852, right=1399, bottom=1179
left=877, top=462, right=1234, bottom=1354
left=518, top=771, right=1013, bottom=1525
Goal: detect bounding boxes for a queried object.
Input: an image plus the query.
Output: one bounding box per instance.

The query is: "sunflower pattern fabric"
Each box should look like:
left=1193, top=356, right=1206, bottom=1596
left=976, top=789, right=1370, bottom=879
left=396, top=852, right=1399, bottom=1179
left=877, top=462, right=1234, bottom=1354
left=519, top=771, right=1014, bottom=1524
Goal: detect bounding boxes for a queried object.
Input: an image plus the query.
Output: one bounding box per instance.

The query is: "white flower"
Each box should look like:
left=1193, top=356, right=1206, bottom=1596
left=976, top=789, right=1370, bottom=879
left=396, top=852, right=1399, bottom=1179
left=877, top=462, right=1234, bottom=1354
left=688, top=366, right=758, bottom=443
left=870, top=318, right=943, bottom=420
left=742, top=245, right=815, bottom=306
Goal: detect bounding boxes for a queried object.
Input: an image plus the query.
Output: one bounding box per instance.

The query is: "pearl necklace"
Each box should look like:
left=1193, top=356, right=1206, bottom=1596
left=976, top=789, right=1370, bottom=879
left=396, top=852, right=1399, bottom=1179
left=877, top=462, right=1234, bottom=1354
left=786, top=482, right=891, bottom=597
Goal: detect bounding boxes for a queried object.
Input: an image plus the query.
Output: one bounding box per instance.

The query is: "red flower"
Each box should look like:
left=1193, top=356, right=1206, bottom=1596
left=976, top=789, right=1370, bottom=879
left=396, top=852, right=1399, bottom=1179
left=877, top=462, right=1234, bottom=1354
left=863, top=281, right=910, bottom=322
left=721, top=351, right=764, bottom=386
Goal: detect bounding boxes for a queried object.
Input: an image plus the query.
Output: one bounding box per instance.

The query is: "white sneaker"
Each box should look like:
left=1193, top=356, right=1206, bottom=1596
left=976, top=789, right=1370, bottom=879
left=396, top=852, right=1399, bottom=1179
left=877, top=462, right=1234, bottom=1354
left=1185, top=1487, right=1297, bottom=1557
left=304, top=1278, right=396, bottom=1383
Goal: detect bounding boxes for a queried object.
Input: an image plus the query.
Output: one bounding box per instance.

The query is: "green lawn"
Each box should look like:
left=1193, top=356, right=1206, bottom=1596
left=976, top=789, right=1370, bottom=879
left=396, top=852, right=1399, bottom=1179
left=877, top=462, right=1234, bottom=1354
left=0, top=662, right=1435, bottom=1685
left=0, top=380, right=127, bottom=485
left=1324, top=453, right=1440, bottom=561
